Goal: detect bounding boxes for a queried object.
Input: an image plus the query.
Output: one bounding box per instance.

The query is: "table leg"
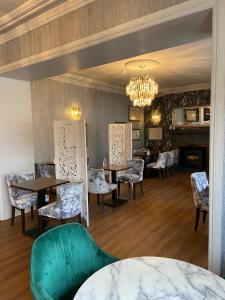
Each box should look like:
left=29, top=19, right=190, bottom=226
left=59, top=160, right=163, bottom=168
left=37, top=190, right=47, bottom=208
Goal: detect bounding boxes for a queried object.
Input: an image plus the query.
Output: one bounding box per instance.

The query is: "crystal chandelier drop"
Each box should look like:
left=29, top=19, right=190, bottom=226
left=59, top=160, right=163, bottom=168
left=126, top=74, right=159, bottom=107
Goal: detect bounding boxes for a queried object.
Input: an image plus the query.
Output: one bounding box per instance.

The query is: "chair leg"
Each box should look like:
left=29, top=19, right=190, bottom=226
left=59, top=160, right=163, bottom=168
left=11, top=206, right=15, bottom=225
left=194, top=208, right=200, bottom=231
left=118, top=181, right=121, bottom=196
left=128, top=182, right=131, bottom=194
left=158, top=169, right=162, bottom=180
left=203, top=210, right=207, bottom=223
left=77, top=213, right=82, bottom=224
left=140, top=181, right=144, bottom=195
left=101, top=194, right=105, bottom=213
left=21, top=209, right=25, bottom=233
left=31, top=205, right=34, bottom=218
left=133, top=183, right=136, bottom=199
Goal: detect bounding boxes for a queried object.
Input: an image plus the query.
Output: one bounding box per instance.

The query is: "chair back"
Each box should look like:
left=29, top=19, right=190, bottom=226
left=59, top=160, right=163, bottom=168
left=5, top=172, right=34, bottom=206
left=190, top=172, right=209, bottom=209
left=35, top=163, right=50, bottom=178
left=30, top=224, right=118, bottom=300
left=173, top=149, right=179, bottom=164
left=166, top=151, right=175, bottom=167
left=155, top=152, right=167, bottom=168
left=88, top=168, right=111, bottom=194
left=58, top=182, right=83, bottom=215
left=128, top=159, right=144, bottom=181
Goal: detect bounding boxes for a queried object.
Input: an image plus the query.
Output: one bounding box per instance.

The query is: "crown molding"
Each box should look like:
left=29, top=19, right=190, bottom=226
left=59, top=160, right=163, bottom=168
left=159, top=82, right=211, bottom=96
left=51, top=73, right=125, bottom=95
left=0, top=0, right=59, bottom=32
left=0, top=0, right=95, bottom=45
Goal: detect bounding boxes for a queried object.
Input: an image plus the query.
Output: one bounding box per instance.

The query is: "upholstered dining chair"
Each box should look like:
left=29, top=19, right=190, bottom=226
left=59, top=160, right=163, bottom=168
left=35, top=163, right=50, bottom=178
left=146, top=152, right=168, bottom=179
left=30, top=223, right=119, bottom=300
left=173, top=149, right=179, bottom=171
left=6, top=172, right=37, bottom=233
left=88, top=168, right=117, bottom=210
left=38, top=182, right=83, bottom=232
left=166, top=150, right=175, bottom=175
left=190, top=172, right=209, bottom=231
left=117, top=158, right=144, bottom=199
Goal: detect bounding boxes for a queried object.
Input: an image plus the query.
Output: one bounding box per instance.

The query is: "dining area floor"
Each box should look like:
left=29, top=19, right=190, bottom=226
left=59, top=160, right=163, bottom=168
left=0, top=171, right=208, bottom=300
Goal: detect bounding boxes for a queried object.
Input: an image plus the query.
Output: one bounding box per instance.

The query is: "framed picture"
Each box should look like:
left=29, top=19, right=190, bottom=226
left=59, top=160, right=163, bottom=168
left=129, top=106, right=141, bottom=122
left=148, top=127, right=163, bottom=140
left=204, top=107, right=210, bottom=121
left=184, top=108, right=199, bottom=122
left=132, top=129, right=140, bottom=140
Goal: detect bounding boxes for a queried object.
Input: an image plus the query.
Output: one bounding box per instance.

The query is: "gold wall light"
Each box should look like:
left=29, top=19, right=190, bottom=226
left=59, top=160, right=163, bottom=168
left=71, top=105, right=81, bottom=120
left=150, top=109, right=161, bottom=125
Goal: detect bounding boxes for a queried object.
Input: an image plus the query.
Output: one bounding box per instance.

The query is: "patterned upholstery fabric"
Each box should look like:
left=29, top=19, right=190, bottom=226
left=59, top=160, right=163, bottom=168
left=166, top=151, right=175, bottom=167
left=147, top=152, right=168, bottom=169
left=173, top=149, right=179, bottom=165
left=191, top=172, right=209, bottom=211
left=6, top=172, right=37, bottom=209
left=118, top=159, right=144, bottom=183
left=88, top=169, right=117, bottom=194
left=38, top=182, right=83, bottom=219
left=35, top=163, right=50, bottom=178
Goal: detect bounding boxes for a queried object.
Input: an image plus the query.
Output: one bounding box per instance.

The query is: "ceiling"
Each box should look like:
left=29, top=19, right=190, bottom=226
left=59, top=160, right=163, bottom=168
left=0, top=0, right=28, bottom=18
left=71, top=39, right=212, bottom=90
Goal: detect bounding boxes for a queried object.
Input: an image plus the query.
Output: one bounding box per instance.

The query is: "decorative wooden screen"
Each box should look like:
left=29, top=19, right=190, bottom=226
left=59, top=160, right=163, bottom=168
left=108, top=123, right=132, bottom=165
left=54, top=120, right=89, bottom=225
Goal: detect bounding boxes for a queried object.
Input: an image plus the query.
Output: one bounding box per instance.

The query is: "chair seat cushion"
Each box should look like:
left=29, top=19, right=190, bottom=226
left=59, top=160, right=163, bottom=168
left=15, top=193, right=37, bottom=209
left=118, top=173, right=140, bottom=183
left=38, top=201, right=80, bottom=219
left=146, top=163, right=164, bottom=169
left=109, top=183, right=117, bottom=191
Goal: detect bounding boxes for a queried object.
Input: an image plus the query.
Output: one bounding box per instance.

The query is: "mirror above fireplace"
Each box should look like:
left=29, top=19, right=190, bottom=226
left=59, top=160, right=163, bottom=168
left=172, top=106, right=210, bottom=128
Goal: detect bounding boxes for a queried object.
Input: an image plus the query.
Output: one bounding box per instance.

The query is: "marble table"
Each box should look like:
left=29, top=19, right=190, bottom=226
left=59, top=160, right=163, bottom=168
left=74, top=257, right=225, bottom=300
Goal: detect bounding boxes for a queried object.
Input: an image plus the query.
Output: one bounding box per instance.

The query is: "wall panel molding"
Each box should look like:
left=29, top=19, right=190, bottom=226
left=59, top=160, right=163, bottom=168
left=0, top=0, right=95, bottom=45
left=51, top=73, right=124, bottom=95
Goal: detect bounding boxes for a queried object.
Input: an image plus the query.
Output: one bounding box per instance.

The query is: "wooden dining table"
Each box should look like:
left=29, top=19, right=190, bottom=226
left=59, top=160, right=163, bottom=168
left=103, top=164, right=132, bottom=207
left=10, top=177, right=69, bottom=236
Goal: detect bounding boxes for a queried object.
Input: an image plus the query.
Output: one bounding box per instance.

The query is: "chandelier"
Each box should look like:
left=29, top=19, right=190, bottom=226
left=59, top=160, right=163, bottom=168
left=125, top=59, right=159, bottom=107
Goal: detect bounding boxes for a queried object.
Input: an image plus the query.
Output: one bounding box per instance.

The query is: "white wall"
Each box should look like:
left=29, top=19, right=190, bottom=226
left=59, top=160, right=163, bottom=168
left=0, top=77, right=34, bottom=220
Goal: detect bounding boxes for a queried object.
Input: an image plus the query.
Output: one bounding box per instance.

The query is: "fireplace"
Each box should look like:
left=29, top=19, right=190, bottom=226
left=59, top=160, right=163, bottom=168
left=180, top=146, right=207, bottom=170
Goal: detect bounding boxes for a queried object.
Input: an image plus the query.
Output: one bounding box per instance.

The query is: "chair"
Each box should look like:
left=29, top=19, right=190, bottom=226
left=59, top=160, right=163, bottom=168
left=88, top=168, right=117, bottom=209
left=38, top=182, right=83, bottom=232
left=166, top=150, right=175, bottom=175
left=35, top=163, right=50, bottom=178
left=30, top=223, right=119, bottom=300
left=173, top=149, right=179, bottom=170
left=117, top=159, right=144, bottom=199
left=146, top=152, right=168, bottom=179
left=6, top=172, right=37, bottom=233
left=190, top=172, right=209, bottom=231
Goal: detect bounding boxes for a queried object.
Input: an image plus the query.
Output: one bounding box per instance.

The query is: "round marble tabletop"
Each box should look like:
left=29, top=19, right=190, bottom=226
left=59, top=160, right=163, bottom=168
left=74, top=257, right=225, bottom=300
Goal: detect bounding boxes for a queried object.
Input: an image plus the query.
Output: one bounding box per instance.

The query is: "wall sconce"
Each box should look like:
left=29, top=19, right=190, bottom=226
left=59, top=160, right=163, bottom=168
left=71, top=105, right=81, bottom=120
left=150, top=109, right=161, bottom=125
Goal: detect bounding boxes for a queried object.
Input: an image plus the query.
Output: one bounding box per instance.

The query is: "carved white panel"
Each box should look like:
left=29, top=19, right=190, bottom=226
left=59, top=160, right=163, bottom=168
left=54, top=120, right=89, bottom=225
left=108, top=123, right=132, bottom=165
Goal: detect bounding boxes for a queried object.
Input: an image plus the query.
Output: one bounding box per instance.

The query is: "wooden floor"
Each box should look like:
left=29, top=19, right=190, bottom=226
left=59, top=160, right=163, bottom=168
left=0, top=172, right=208, bottom=300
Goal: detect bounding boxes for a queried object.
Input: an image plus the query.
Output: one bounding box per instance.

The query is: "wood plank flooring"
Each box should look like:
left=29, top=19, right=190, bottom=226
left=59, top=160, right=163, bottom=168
left=0, top=172, right=208, bottom=300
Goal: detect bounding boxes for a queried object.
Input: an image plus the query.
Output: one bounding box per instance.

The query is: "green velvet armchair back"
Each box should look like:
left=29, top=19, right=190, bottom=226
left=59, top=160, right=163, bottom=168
left=30, top=223, right=119, bottom=300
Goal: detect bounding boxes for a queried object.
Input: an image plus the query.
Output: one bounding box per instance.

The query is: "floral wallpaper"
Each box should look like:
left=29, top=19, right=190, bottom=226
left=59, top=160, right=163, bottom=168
left=144, top=89, right=211, bottom=149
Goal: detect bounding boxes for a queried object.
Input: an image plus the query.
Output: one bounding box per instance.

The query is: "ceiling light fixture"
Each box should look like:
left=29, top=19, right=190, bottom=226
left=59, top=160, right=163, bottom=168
left=125, top=59, right=159, bottom=107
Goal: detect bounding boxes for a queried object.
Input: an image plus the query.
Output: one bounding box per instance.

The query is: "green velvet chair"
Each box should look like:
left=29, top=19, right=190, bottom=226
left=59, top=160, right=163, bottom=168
left=30, top=223, right=119, bottom=300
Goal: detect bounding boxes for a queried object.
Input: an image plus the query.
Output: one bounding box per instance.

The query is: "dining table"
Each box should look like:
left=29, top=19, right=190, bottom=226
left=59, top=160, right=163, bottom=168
left=103, top=164, right=132, bottom=207
left=74, top=256, right=225, bottom=300
left=10, top=177, right=69, bottom=236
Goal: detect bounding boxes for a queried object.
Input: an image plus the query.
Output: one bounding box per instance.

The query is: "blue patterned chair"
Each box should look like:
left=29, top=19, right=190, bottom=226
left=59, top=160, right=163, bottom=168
left=146, top=152, right=168, bottom=179
left=6, top=172, right=37, bottom=233
left=117, top=159, right=144, bottom=199
left=88, top=168, right=117, bottom=210
left=35, top=163, right=50, bottom=178
left=190, top=172, right=209, bottom=231
left=166, top=150, right=175, bottom=175
left=173, top=149, right=179, bottom=170
left=38, top=182, right=82, bottom=232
